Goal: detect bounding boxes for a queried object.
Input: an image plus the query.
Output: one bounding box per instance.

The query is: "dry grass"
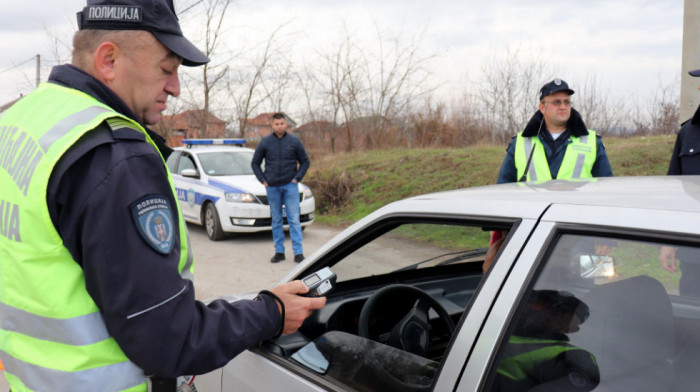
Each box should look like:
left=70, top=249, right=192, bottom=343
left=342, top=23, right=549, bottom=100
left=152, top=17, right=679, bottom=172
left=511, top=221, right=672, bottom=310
left=306, top=135, right=677, bottom=225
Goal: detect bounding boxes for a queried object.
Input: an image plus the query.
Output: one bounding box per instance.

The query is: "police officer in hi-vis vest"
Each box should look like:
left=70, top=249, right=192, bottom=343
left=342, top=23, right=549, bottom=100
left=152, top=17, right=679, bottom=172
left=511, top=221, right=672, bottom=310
left=496, top=79, right=613, bottom=184
left=0, top=0, right=325, bottom=390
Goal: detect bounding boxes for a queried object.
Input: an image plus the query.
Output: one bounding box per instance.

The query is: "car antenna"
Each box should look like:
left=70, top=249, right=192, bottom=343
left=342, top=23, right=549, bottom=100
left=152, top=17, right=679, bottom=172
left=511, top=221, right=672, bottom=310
left=518, top=114, right=545, bottom=182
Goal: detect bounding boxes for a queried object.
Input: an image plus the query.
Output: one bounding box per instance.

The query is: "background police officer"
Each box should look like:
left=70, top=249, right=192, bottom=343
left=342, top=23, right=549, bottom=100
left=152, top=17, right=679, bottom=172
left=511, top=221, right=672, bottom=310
left=661, top=67, right=700, bottom=297
left=0, top=0, right=325, bottom=390
left=496, top=79, right=613, bottom=184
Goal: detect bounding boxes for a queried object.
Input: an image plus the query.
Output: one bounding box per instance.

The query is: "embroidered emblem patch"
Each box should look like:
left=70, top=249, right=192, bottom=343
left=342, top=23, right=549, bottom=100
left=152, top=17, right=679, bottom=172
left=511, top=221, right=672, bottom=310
left=130, top=195, right=174, bottom=254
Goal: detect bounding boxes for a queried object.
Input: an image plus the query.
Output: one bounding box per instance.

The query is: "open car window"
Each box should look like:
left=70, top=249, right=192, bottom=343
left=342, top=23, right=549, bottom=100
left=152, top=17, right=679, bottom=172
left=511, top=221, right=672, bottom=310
left=332, top=222, right=492, bottom=282
left=485, top=233, right=700, bottom=392
left=266, top=219, right=512, bottom=392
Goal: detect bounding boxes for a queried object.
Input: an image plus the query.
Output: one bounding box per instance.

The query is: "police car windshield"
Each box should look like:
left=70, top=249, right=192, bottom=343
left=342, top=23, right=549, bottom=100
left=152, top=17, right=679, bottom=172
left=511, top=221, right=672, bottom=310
left=197, top=151, right=256, bottom=176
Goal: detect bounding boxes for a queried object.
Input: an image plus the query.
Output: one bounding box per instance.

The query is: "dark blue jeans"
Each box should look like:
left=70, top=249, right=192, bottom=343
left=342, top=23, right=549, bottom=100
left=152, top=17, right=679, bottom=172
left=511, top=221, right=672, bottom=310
left=266, top=182, right=303, bottom=255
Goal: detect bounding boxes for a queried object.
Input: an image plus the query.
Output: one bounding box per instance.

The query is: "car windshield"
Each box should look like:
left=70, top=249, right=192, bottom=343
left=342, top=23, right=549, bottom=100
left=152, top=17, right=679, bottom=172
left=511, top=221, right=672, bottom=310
left=197, top=151, right=255, bottom=176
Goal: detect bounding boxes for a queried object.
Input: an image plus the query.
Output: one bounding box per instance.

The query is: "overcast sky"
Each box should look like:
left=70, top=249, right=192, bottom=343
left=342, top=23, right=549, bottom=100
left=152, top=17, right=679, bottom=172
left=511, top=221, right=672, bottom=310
left=0, top=0, right=684, bottom=111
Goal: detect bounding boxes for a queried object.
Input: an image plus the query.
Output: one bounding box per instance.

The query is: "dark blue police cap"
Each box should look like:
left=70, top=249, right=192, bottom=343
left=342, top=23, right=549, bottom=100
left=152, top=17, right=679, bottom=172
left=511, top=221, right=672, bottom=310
left=76, top=0, right=209, bottom=67
left=690, top=69, right=700, bottom=77
left=539, top=78, right=575, bottom=101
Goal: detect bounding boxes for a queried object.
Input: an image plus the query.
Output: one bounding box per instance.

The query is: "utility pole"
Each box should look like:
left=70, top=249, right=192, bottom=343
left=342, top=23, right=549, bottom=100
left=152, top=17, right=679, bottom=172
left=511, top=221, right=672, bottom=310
left=35, top=54, right=40, bottom=87
left=681, top=0, right=700, bottom=122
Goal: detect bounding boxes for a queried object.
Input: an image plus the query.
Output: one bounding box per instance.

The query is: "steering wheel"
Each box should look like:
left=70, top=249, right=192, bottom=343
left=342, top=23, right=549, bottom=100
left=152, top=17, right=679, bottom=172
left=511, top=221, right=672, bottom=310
left=358, top=284, right=456, bottom=357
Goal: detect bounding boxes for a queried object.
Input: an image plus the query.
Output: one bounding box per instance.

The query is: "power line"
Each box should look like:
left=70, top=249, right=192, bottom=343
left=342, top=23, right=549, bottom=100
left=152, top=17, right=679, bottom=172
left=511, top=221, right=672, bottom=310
left=0, top=56, right=36, bottom=75
left=179, top=0, right=205, bottom=15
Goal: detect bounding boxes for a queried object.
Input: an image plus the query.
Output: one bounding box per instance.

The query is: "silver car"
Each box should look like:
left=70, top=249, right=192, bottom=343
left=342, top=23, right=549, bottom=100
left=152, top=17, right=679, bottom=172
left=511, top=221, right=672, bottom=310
left=198, top=176, right=700, bottom=391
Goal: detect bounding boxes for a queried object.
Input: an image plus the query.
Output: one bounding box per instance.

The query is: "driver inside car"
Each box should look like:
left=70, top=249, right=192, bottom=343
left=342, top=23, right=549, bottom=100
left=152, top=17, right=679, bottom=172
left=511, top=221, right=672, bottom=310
left=492, top=290, right=600, bottom=392
left=483, top=238, right=599, bottom=391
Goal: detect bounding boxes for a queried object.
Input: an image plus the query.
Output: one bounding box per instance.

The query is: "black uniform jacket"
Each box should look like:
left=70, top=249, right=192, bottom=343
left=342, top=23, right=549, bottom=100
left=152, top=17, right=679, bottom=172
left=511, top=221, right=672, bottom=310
left=45, top=65, right=281, bottom=377
left=669, top=104, right=700, bottom=175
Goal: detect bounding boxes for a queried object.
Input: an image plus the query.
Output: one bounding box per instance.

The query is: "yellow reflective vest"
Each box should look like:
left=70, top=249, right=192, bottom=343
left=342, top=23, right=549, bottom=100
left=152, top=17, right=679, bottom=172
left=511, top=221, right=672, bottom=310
left=514, top=131, right=597, bottom=182
left=0, top=83, right=192, bottom=391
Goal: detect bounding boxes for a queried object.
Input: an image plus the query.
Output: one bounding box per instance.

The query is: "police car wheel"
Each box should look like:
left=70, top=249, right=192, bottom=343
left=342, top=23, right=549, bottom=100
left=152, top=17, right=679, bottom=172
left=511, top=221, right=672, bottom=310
left=204, top=203, right=225, bottom=241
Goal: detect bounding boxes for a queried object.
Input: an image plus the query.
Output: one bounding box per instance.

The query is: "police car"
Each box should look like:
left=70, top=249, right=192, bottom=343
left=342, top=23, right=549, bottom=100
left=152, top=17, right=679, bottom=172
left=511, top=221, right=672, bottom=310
left=165, top=139, right=315, bottom=241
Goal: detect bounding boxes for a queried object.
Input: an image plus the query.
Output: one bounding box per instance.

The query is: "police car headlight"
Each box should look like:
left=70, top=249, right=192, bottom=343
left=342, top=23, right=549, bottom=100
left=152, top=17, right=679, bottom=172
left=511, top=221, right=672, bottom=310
left=225, top=192, right=257, bottom=203
left=303, top=188, right=314, bottom=200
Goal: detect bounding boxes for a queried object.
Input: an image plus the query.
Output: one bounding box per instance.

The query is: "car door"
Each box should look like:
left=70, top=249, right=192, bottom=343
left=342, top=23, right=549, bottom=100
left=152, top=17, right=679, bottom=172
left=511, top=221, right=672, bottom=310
left=454, top=205, right=700, bottom=391
left=171, top=151, right=200, bottom=221
left=199, top=214, right=539, bottom=392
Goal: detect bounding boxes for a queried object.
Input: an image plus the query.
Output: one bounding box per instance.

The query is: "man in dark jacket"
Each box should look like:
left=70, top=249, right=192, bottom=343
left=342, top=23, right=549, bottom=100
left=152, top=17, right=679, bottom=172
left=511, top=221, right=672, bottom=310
left=667, top=68, right=700, bottom=176
left=661, top=67, right=700, bottom=296
left=496, top=79, right=613, bottom=184
left=251, top=113, right=310, bottom=263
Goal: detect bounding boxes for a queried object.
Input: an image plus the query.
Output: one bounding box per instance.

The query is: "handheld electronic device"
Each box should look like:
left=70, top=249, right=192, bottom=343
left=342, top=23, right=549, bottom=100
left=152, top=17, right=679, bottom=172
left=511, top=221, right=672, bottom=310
left=301, top=267, right=336, bottom=297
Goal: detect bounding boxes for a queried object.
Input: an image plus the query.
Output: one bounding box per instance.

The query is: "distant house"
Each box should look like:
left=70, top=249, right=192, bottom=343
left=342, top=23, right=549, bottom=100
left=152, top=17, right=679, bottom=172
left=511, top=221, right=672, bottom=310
left=156, top=109, right=227, bottom=147
left=295, top=120, right=338, bottom=152
left=242, top=112, right=297, bottom=141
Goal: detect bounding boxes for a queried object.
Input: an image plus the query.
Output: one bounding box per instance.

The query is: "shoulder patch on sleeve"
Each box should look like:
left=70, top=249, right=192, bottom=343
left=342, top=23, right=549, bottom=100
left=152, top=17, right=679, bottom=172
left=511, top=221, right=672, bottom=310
left=106, top=117, right=145, bottom=141
left=130, top=195, right=175, bottom=254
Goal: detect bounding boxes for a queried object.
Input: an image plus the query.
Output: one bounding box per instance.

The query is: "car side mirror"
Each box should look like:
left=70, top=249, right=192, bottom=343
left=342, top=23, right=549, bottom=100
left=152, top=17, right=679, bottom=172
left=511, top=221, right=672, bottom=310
left=181, top=168, right=199, bottom=179
left=580, top=255, right=616, bottom=279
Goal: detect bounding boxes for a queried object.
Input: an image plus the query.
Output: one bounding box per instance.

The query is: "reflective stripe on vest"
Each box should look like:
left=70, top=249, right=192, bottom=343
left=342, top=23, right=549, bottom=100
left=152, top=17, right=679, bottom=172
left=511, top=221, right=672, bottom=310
left=514, top=131, right=597, bottom=182
left=497, top=335, right=585, bottom=381
left=0, top=83, right=192, bottom=391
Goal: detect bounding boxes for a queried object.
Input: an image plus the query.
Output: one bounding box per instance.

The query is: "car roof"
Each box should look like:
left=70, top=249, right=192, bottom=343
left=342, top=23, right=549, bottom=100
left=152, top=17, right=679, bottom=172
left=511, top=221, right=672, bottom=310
left=172, top=146, right=256, bottom=154
left=284, top=175, right=700, bottom=284
left=369, top=176, right=700, bottom=221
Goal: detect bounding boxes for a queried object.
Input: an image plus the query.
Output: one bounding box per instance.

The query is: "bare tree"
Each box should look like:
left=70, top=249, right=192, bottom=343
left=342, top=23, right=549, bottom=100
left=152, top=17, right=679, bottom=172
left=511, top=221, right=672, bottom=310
left=179, top=0, right=232, bottom=137
left=226, top=22, right=291, bottom=138
left=574, top=73, right=628, bottom=136
left=306, top=20, right=438, bottom=152
left=479, top=45, right=551, bottom=144
left=358, top=23, right=437, bottom=148
left=312, top=25, right=359, bottom=152
left=649, top=77, right=680, bottom=135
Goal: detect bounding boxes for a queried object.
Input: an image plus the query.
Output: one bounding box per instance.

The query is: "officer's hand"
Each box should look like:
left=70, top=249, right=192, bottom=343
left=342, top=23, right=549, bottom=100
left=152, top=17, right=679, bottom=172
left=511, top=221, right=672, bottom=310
left=660, top=245, right=678, bottom=273
left=270, top=281, right=326, bottom=335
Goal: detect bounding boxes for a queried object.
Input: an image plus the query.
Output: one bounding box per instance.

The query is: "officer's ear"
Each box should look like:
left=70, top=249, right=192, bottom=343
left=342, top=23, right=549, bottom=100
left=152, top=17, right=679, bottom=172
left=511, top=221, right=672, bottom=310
left=538, top=101, right=546, bottom=115
left=93, top=41, right=120, bottom=83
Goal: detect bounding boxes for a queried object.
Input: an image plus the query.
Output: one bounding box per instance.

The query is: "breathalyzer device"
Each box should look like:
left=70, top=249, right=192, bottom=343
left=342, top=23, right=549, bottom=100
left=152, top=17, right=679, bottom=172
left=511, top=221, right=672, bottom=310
left=301, top=267, right=336, bottom=297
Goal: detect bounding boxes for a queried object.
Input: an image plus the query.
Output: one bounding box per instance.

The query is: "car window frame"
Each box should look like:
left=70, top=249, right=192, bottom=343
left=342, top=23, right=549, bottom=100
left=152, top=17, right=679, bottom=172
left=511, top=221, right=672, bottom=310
left=254, top=213, right=525, bottom=391
left=461, top=214, right=700, bottom=391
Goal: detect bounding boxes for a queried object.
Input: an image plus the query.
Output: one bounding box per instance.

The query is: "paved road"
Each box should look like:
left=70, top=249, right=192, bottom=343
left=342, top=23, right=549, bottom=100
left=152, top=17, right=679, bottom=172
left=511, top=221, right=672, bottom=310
left=0, top=223, right=343, bottom=388
left=189, top=222, right=343, bottom=299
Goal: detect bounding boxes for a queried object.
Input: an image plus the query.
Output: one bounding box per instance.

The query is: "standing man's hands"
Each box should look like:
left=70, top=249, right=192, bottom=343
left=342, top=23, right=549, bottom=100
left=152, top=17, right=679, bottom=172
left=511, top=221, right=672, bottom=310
left=660, top=245, right=678, bottom=273
left=270, top=281, right=326, bottom=335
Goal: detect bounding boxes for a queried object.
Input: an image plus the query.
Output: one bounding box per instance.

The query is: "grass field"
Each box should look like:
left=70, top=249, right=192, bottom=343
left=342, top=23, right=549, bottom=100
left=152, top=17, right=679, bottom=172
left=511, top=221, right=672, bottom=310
left=306, top=134, right=677, bottom=225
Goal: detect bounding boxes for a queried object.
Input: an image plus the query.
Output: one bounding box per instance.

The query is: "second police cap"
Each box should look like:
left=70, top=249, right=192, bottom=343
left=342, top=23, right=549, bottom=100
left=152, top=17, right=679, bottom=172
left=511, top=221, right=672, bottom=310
left=690, top=69, right=700, bottom=77
left=76, top=0, right=210, bottom=67
left=539, top=78, right=575, bottom=101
